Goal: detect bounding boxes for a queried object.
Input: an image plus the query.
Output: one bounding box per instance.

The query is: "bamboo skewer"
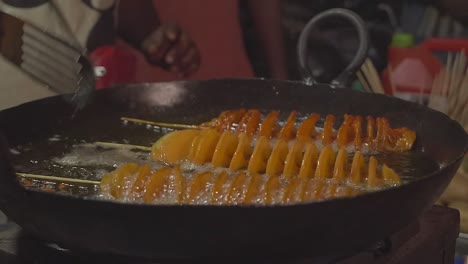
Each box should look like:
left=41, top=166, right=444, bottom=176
left=455, top=54, right=467, bottom=107
left=358, top=58, right=385, bottom=94
left=17, top=141, right=154, bottom=187
left=442, top=53, right=453, bottom=97
left=95, top=142, right=151, bottom=152
left=360, top=61, right=376, bottom=93
left=449, top=51, right=467, bottom=116
left=356, top=71, right=372, bottom=93
left=447, top=52, right=467, bottom=127
left=428, top=51, right=468, bottom=129
left=17, top=173, right=100, bottom=185
left=364, top=59, right=386, bottom=94
left=389, top=64, right=397, bottom=96
left=121, top=117, right=200, bottom=130
left=450, top=52, right=463, bottom=96
left=430, top=65, right=450, bottom=114
left=456, top=72, right=468, bottom=121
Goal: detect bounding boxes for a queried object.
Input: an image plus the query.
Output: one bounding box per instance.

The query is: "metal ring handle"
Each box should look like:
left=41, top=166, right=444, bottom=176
left=297, top=8, right=369, bottom=88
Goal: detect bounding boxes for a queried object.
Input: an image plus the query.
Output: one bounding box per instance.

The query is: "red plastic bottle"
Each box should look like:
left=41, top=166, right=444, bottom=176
left=381, top=33, right=442, bottom=101
left=89, top=46, right=137, bottom=90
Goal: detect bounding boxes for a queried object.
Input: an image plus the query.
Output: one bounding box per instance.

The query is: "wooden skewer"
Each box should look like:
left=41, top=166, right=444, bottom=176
left=428, top=51, right=468, bottom=128
left=357, top=71, right=372, bottom=93
left=363, top=59, right=385, bottom=94
left=454, top=51, right=466, bottom=103
left=388, top=64, right=397, bottom=96
left=447, top=52, right=459, bottom=114
left=449, top=51, right=467, bottom=117
left=121, top=117, right=201, bottom=130
left=442, top=53, right=452, bottom=97
left=17, top=173, right=100, bottom=185
left=368, top=59, right=386, bottom=94
left=95, top=142, right=151, bottom=152
left=428, top=66, right=449, bottom=114
left=452, top=69, right=468, bottom=121
left=453, top=52, right=463, bottom=87
left=18, top=143, right=154, bottom=186
left=448, top=52, right=460, bottom=99
left=360, top=61, right=375, bottom=92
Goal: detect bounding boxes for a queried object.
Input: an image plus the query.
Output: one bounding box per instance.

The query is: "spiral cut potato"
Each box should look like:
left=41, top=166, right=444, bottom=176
left=100, top=148, right=401, bottom=205
left=151, top=123, right=412, bottom=176
left=196, top=109, right=415, bottom=153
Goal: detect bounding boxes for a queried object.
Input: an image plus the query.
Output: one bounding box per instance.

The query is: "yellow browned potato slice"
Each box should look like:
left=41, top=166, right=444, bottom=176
left=229, top=133, right=252, bottom=171
left=244, top=173, right=263, bottom=204
left=152, top=129, right=201, bottom=164
left=283, top=141, right=304, bottom=179
left=382, top=164, right=401, bottom=185
left=211, top=171, right=228, bottom=204
left=263, top=176, right=280, bottom=204
left=283, top=178, right=301, bottom=203
left=278, top=111, right=297, bottom=140
left=332, top=148, right=347, bottom=183
left=188, top=129, right=221, bottom=165
left=112, top=163, right=139, bottom=199
left=264, top=139, right=287, bottom=177
left=131, top=163, right=152, bottom=194
left=315, top=146, right=335, bottom=179
left=188, top=171, right=213, bottom=202
left=296, top=113, right=319, bottom=143
left=247, top=136, right=271, bottom=174
left=367, top=156, right=381, bottom=188
left=321, top=115, right=335, bottom=145
left=258, top=111, right=279, bottom=138
left=212, top=131, right=239, bottom=167
left=298, top=142, right=318, bottom=179
left=227, top=172, right=247, bottom=204
left=143, top=167, right=172, bottom=203
left=350, top=152, right=365, bottom=184
left=173, top=166, right=185, bottom=203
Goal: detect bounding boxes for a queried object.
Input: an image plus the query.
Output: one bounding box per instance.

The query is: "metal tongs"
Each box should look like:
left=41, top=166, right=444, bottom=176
left=0, top=8, right=101, bottom=109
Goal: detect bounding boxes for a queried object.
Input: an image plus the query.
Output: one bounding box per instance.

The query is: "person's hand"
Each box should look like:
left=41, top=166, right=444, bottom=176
left=141, top=23, right=200, bottom=77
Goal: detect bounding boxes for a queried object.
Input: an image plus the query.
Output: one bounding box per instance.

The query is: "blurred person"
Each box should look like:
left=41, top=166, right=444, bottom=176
left=434, top=0, right=468, bottom=23
left=0, top=0, right=200, bottom=110
left=135, top=0, right=288, bottom=82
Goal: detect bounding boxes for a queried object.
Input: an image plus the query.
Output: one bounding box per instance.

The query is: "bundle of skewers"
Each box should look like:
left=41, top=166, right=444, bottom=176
left=431, top=51, right=468, bottom=233
left=357, top=58, right=386, bottom=94
left=428, top=51, right=468, bottom=129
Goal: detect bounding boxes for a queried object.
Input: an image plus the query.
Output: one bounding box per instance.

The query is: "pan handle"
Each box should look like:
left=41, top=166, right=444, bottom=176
left=297, top=8, right=369, bottom=88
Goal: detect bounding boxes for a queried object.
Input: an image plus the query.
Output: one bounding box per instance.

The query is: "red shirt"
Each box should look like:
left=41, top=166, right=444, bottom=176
left=133, top=0, right=255, bottom=82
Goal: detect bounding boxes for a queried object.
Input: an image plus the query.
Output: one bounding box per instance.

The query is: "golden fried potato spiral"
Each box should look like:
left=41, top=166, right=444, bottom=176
left=199, top=109, right=415, bottom=152
left=152, top=126, right=403, bottom=187
left=101, top=148, right=401, bottom=205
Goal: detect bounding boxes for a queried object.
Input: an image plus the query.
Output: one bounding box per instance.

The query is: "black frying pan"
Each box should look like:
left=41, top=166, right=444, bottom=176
left=0, top=8, right=466, bottom=263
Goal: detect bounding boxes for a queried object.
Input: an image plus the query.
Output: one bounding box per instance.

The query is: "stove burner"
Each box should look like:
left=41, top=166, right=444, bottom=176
left=0, top=206, right=460, bottom=264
